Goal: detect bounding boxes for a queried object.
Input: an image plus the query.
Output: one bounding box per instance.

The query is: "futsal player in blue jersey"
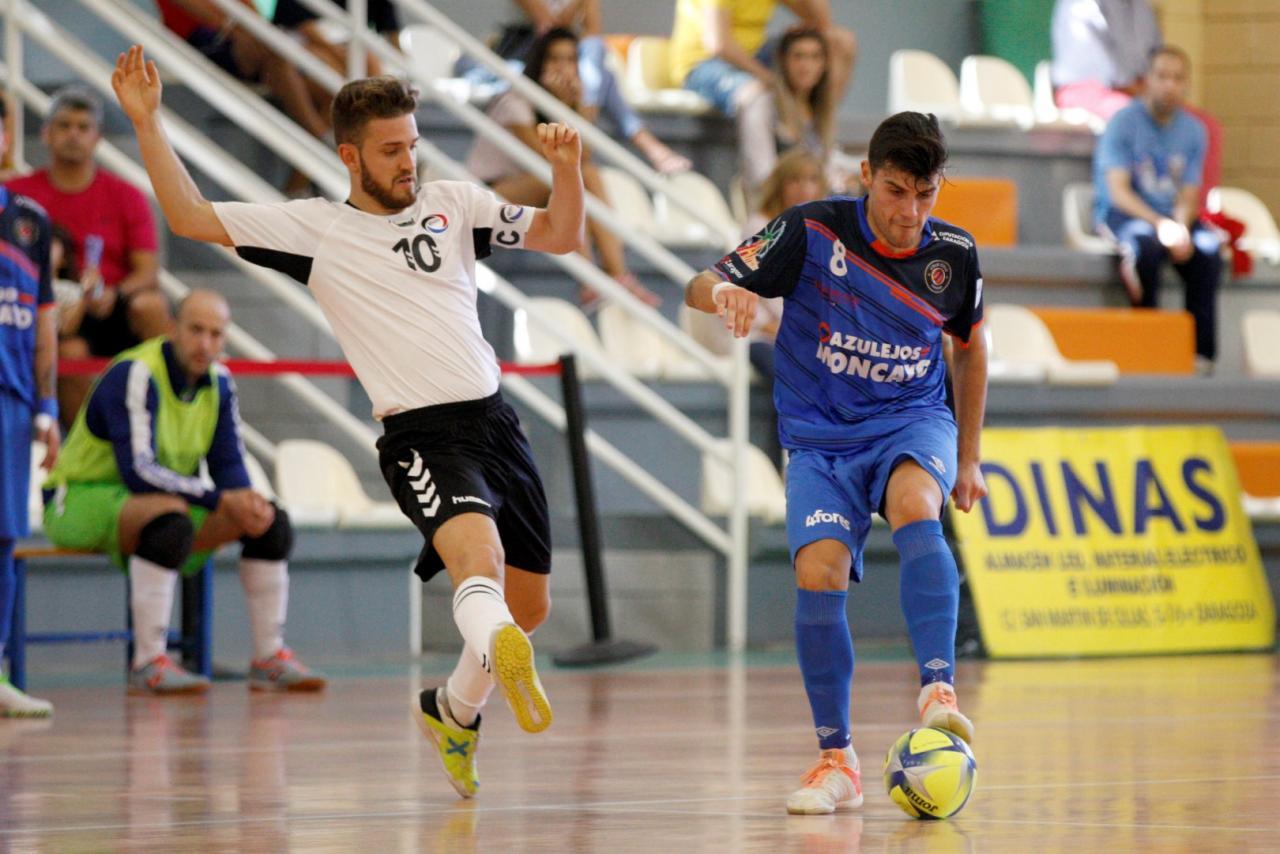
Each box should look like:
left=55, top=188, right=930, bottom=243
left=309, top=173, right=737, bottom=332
left=686, top=112, right=988, bottom=814
left=0, top=102, right=61, bottom=716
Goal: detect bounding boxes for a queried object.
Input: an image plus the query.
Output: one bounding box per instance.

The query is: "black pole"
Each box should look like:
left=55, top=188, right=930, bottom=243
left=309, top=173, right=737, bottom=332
left=553, top=354, right=655, bottom=667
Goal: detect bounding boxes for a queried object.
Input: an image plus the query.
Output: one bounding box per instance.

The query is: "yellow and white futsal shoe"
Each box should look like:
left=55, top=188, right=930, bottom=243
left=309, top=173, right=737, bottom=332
left=918, top=682, right=974, bottom=744
left=786, top=747, right=863, bottom=815
left=489, top=623, right=552, bottom=733
left=415, top=687, right=481, bottom=798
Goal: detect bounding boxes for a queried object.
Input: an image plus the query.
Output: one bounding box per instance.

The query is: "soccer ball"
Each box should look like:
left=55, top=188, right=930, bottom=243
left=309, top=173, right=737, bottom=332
left=883, top=727, right=976, bottom=819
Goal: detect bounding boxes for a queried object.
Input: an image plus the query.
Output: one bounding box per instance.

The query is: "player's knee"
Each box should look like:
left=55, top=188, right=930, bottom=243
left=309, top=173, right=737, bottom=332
left=240, top=506, right=293, bottom=561
left=510, top=594, right=550, bottom=633
left=134, top=512, right=195, bottom=570
left=887, top=491, right=941, bottom=528
left=794, top=545, right=848, bottom=592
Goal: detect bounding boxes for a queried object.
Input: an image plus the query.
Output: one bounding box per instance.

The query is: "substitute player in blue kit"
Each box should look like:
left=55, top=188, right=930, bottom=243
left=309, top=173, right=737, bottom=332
left=686, top=112, right=989, bottom=814
left=0, top=151, right=61, bottom=716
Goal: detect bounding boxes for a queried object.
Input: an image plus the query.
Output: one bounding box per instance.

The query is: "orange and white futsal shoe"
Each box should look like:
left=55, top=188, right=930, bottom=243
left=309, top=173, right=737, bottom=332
left=785, top=746, right=863, bottom=814
left=918, top=682, right=974, bottom=744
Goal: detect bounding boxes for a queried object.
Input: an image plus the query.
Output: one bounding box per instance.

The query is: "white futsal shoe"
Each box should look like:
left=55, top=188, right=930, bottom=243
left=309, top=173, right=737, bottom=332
left=0, top=675, right=53, bottom=718
left=918, top=682, right=974, bottom=744
left=786, top=746, right=863, bottom=814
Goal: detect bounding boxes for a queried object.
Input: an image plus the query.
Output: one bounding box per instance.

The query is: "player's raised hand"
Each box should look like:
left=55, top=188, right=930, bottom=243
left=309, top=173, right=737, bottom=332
left=111, top=45, right=162, bottom=125
left=950, top=460, right=988, bottom=513
left=715, top=283, right=759, bottom=338
left=537, top=122, right=582, bottom=169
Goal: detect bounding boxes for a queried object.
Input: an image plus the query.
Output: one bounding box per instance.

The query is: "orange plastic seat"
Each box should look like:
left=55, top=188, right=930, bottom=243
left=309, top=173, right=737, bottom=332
left=1229, top=442, right=1280, bottom=498
left=932, top=177, right=1018, bottom=247
left=1029, top=308, right=1195, bottom=375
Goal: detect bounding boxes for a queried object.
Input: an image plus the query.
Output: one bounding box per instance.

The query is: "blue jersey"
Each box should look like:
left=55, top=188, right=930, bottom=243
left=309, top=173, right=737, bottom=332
left=0, top=187, right=53, bottom=406
left=713, top=196, right=983, bottom=453
left=1093, top=100, right=1206, bottom=225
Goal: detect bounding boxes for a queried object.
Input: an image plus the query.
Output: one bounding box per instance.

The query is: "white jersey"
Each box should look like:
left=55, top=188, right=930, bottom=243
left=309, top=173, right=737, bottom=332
left=213, top=181, right=535, bottom=419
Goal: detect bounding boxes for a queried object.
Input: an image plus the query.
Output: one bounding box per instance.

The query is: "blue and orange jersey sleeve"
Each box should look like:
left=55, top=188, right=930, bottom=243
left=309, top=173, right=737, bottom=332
left=710, top=207, right=808, bottom=298
left=942, top=242, right=984, bottom=345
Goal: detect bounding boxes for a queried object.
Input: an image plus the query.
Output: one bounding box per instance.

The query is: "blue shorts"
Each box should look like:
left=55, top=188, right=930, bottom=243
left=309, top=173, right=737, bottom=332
left=682, top=40, right=774, bottom=116
left=0, top=391, right=32, bottom=540
left=784, top=418, right=958, bottom=582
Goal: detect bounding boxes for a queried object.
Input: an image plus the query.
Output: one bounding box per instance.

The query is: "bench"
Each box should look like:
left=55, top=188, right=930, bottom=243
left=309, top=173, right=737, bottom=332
left=4, top=546, right=213, bottom=691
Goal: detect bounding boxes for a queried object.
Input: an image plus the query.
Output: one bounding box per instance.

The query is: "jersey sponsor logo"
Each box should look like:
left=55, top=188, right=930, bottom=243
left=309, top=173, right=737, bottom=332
left=815, top=325, right=933, bottom=383
left=924, top=259, right=952, bottom=294
left=452, top=495, right=492, bottom=507
left=805, top=508, right=851, bottom=530
left=13, top=216, right=37, bottom=247
left=935, top=230, right=973, bottom=250
left=0, top=287, right=35, bottom=330
left=424, top=213, right=449, bottom=234
left=500, top=204, right=525, bottom=224
left=720, top=258, right=743, bottom=279
left=736, top=218, right=787, bottom=272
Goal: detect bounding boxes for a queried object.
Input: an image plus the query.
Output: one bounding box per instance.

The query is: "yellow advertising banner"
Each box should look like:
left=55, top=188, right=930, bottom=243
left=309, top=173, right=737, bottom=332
left=951, top=426, right=1276, bottom=657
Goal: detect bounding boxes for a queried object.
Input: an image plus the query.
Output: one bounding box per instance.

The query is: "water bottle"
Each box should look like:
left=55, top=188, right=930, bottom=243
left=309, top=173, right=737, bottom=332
left=84, top=234, right=104, bottom=300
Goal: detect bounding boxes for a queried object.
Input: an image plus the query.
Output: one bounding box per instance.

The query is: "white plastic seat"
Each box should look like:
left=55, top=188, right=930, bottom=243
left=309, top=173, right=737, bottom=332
left=1242, top=309, right=1280, bottom=377
left=701, top=440, right=787, bottom=524
left=624, top=36, right=712, bottom=115
left=1062, top=182, right=1116, bottom=255
left=243, top=452, right=277, bottom=501
left=1208, top=187, right=1280, bottom=266
left=513, top=297, right=607, bottom=379
left=653, top=170, right=739, bottom=250
left=275, top=439, right=408, bottom=529
left=598, top=165, right=657, bottom=237
left=402, top=25, right=461, bottom=83
left=985, top=304, right=1119, bottom=386
left=1243, top=494, right=1280, bottom=521
left=959, top=55, right=1035, bottom=129
left=1033, top=60, right=1103, bottom=132
left=598, top=303, right=729, bottom=381
left=981, top=325, right=1046, bottom=384
left=888, top=50, right=961, bottom=123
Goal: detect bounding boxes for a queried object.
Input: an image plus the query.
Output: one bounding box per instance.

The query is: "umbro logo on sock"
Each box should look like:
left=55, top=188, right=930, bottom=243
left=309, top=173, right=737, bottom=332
left=815, top=726, right=839, bottom=738
left=925, top=658, right=949, bottom=671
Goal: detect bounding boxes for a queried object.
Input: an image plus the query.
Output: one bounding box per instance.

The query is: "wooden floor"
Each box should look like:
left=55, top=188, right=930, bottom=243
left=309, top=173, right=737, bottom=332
left=1, top=652, right=1278, bottom=851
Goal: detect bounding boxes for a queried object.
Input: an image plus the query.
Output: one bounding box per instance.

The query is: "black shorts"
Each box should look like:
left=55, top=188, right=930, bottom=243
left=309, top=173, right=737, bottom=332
left=187, top=27, right=241, bottom=77
left=377, top=392, right=552, bottom=582
left=79, top=291, right=142, bottom=357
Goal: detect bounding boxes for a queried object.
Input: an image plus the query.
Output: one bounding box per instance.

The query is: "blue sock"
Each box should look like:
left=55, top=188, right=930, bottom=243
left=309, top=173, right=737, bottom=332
left=894, top=520, right=959, bottom=687
left=794, top=588, right=853, bottom=750
left=0, top=538, right=14, bottom=664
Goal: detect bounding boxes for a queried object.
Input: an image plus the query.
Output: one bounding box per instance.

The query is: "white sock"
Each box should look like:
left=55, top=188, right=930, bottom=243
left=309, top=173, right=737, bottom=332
left=129, top=556, right=178, bottom=669
left=446, top=647, right=495, bottom=727
left=451, top=576, right=515, bottom=673
left=239, top=558, right=288, bottom=661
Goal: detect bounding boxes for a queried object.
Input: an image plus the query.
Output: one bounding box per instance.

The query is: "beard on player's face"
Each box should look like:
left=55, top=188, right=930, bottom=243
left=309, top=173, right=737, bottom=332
left=358, top=151, right=417, bottom=211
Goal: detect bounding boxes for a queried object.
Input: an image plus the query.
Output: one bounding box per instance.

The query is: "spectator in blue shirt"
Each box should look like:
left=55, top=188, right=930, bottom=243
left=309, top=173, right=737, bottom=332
left=1093, top=45, right=1221, bottom=370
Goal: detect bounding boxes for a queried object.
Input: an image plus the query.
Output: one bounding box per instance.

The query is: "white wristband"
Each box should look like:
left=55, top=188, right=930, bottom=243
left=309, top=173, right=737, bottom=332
left=711, top=281, right=735, bottom=301
left=34, top=413, right=54, bottom=435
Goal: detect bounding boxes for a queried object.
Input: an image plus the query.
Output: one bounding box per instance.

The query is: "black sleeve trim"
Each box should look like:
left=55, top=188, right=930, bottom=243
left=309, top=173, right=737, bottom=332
left=235, top=246, right=314, bottom=285
left=473, top=227, right=493, bottom=261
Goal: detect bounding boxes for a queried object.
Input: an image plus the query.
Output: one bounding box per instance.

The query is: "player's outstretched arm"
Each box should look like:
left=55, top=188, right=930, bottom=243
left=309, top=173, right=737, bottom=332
left=684, top=269, right=758, bottom=338
left=949, top=331, right=989, bottom=513
left=111, top=45, right=232, bottom=246
left=524, top=123, right=585, bottom=254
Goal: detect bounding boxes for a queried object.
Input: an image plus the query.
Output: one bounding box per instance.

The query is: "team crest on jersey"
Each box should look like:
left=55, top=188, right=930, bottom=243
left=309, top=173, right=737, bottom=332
left=736, top=219, right=787, bottom=271
left=424, top=214, right=449, bottom=233
left=924, top=259, right=952, bottom=294
left=500, top=204, right=525, bottom=223
left=13, top=216, right=36, bottom=247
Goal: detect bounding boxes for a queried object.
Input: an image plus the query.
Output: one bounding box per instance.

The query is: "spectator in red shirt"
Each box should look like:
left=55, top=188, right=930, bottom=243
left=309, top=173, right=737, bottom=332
left=6, top=87, right=171, bottom=428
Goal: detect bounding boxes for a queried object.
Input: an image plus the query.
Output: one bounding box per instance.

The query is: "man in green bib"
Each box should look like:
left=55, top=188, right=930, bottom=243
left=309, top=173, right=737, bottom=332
left=43, top=290, right=325, bottom=694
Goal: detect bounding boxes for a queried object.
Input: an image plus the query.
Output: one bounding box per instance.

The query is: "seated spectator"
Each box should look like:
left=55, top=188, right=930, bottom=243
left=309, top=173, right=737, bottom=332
left=6, top=87, right=171, bottom=430
left=1051, top=0, right=1221, bottom=204
left=47, top=224, right=88, bottom=338
left=0, top=96, right=17, bottom=182
left=670, top=1, right=856, bottom=199
left=465, top=1, right=690, bottom=175
left=153, top=0, right=331, bottom=142
left=269, top=0, right=397, bottom=77
left=42, top=291, right=327, bottom=695
left=1093, top=46, right=1221, bottom=372
left=467, top=28, right=662, bottom=307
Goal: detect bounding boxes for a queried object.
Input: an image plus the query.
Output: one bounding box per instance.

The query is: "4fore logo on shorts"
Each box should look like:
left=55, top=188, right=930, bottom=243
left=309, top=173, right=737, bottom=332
left=398, top=450, right=441, bottom=517
left=805, top=509, right=851, bottom=530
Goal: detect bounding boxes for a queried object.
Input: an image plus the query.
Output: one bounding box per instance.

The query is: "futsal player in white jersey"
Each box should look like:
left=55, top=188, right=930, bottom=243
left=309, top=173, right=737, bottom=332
left=112, top=45, right=586, bottom=798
